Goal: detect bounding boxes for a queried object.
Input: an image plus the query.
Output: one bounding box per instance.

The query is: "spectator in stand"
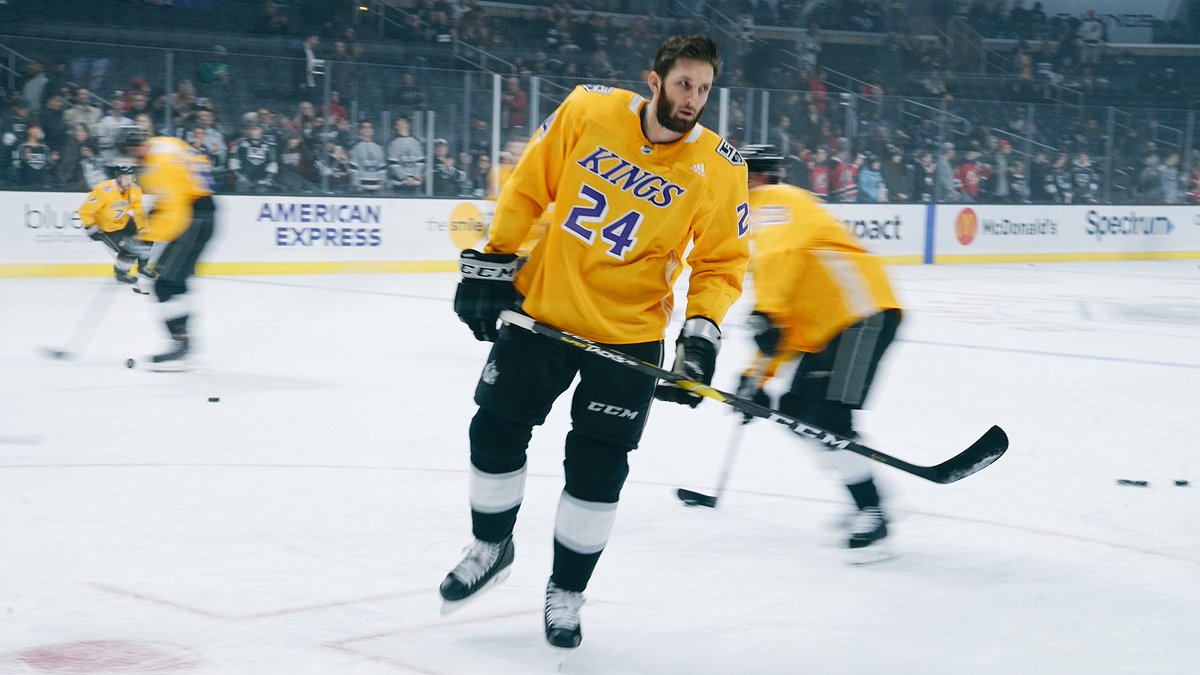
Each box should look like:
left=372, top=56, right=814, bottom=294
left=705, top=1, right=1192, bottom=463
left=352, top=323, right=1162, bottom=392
left=1029, top=150, right=1053, bottom=203
left=230, top=122, right=278, bottom=193
left=916, top=151, right=937, bottom=202
left=20, top=59, right=49, bottom=112
left=291, top=100, right=316, bottom=134
left=197, top=45, right=234, bottom=95
left=934, top=142, right=959, bottom=202
left=956, top=149, right=983, bottom=202
left=3, top=99, right=34, bottom=175
left=808, top=146, right=830, bottom=201
left=396, top=73, right=428, bottom=112
left=193, top=106, right=228, bottom=168
left=259, top=1, right=291, bottom=35
left=468, top=151, right=491, bottom=198
left=501, top=76, right=527, bottom=132
left=1076, top=9, right=1105, bottom=65
left=298, top=34, right=322, bottom=101
left=185, top=125, right=223, bottom=171
left=277, top=133, right=319, bottom=192
left=468, top=115, right=491, bottom=155
left=881, top=145, right=910, bottom=203
left=1134, top=153, right=1163, bottom=203
left=796, top=23, right=821, bottom=71
left=1070, top=152, right=1099, bottom=204
left=796, top=102, right=823, bottom=150
left=858, top=153, right=885, bottom=202
left=770, top=114, right=794, bottom=158
left=348, top=119, right=387, bottom=194
left=320, top=90, right=348, bottom=124
left=387, top=115, right=424, bottom=196
left=992, top=140, right=1012, bottom=201
left=94, top=97, right=133, bottom=166
left=431, top=138, right=466, bottom=196
left=63, top=88, right=102, bottom=135
left=39, top=93, right=70, bottom=151
left=56, top=123, right=104, bottom=190
left=12, top=124, right=57, bottom=187
left=1051, top=152, right=1072, bottom=203
left=1161, top=152, right=1182, bottom=204
left=1008, top=158, right=1030, bottom=203
left=133, top=112, right=155, bottom=136
left=807, top=69, right=828, bottom=113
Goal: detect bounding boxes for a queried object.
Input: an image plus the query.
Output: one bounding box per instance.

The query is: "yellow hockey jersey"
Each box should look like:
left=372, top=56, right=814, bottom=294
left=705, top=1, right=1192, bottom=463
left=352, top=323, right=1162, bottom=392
left=486, top=85, right=750, bottom=344
left=136, top=136, right=215, bottom=242
left=78, top=178, right=146, bottom=234
left=748, top=182, right=900, bottom=353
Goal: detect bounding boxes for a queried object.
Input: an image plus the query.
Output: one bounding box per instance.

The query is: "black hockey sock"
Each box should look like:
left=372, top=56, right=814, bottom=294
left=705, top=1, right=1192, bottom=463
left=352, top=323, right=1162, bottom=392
left=165, top=315, right=188, bottom=339
left=551, top=540, right=601, bottom=593
left=847, top=478, right=881, bottom=510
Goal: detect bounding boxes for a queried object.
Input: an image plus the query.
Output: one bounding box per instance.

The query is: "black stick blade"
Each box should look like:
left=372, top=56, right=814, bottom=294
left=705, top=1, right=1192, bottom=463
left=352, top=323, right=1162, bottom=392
left=676, top=488, right=718, bottom=508
left=927, top=425, right=1009, bottom=484
left=38, top=347, right=73, bottom=361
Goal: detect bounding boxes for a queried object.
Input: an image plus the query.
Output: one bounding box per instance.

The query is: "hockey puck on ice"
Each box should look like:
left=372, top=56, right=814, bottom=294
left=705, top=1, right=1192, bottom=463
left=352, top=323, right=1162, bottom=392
left=208, top=397, right=220, bottom=403
left=1116, top=479, right=1149, bottom=487
left=1175, top=480, right=1190, bottom=487
left=125, top=358, right=136, bottom=369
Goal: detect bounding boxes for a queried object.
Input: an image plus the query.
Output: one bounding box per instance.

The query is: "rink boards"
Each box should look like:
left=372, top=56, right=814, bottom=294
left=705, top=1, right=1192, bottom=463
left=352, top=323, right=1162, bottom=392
left=2, top=191, right=1199, bottom=277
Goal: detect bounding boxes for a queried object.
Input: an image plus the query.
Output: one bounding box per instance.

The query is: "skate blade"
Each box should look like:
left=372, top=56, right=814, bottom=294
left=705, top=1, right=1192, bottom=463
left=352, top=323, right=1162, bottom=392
left=439, top=566, right=511, bottom=617
left=844, top=542, right=898, bottom=565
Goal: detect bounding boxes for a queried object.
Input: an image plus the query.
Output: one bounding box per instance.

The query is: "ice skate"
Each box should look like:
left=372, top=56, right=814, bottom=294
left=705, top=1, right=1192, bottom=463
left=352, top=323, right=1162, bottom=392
left=844, top=506, right=896, bottom=565
left=149, top=335, right=190, bottom=372
left=544, top=579, right=584, bottom=649
left=439, top=536, right=513, bottom=615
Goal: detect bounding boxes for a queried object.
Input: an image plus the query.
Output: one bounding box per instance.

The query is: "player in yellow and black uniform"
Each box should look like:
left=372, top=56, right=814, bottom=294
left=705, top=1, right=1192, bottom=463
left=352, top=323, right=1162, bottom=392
left=116, top=126, right=216, bottom=369
left=79, top=164, right=150, bottom=290
left=442, top=35, right=750, bottom=648
left=736, top=144, right=902, bottom=562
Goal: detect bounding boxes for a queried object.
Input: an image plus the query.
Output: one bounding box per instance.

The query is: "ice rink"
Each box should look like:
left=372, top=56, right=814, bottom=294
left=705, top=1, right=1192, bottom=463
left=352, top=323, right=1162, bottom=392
left=1, top=260, right=1197, bottom=674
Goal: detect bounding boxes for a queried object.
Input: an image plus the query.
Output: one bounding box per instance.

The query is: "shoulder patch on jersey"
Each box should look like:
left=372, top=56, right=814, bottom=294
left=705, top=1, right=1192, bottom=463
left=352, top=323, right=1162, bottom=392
left=581, top=84, right=613, bottom=94
left=716, top=139, right=744, bottom=166
left=102, top=184, right=112, bottom=192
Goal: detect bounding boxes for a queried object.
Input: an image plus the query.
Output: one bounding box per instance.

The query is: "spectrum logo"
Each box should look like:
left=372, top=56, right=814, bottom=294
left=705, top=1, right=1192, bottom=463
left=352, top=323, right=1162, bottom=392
left=955, top=208, right=978, bottom=245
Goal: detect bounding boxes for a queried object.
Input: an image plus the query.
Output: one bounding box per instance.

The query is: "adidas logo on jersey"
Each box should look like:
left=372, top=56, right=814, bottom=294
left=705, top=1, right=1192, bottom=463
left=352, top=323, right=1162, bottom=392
left=690, top=163, right=706, bottom=177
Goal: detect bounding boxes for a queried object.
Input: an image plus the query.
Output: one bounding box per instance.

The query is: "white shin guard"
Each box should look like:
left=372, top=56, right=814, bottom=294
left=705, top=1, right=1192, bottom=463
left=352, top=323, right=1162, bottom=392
left=553, top=491, right=618, bottom=555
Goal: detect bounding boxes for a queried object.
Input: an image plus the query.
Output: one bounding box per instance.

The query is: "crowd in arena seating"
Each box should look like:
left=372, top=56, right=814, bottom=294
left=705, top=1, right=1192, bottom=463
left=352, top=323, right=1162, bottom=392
left=3, top=0, right=1200, bottom=204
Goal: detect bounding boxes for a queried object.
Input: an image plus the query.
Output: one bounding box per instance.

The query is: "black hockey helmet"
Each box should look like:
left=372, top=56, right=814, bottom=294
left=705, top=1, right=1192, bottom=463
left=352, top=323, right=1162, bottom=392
left=739, top=144, right=785, bottom=178
left=112, top=163, right=137, bottom=176
left=114, top=124, right=149, bottom=152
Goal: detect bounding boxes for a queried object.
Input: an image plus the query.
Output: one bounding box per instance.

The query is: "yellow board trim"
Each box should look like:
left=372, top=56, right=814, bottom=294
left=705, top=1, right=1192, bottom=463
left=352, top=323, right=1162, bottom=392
left=0, top=261, right=459, bottom=278
left=936, top=251, right=1200, bottom=264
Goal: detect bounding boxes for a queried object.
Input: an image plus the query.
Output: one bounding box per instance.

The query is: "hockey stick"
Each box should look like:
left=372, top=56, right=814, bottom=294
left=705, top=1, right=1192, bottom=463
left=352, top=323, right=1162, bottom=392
left=499, top=310, right=1008, bottom=484
left=676, top=355, right=768, bottom=507
left=39, top=280, right=121, bottom=360
left=677, top=421, right=746, bottom=507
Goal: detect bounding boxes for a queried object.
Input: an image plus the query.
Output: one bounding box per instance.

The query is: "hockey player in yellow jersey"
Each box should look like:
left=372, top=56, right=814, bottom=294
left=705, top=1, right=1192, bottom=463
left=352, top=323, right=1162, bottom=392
left=737, top=144, right=902, bottom=562
left=116, top=126, right=217, bottom=370
left=79, top=164, right=150, bottom=289
left=443, top=35, right=750, bottom=648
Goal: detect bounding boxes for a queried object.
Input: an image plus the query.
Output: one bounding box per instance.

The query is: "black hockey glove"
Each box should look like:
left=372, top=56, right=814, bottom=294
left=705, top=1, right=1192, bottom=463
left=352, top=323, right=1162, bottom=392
left=736, top=374, right=771, bottom=425
left=454, top=248, right=519, bottom=342
left=654, top=317, right=720, bottom=408
left=746, top=310, right=783, bottom=357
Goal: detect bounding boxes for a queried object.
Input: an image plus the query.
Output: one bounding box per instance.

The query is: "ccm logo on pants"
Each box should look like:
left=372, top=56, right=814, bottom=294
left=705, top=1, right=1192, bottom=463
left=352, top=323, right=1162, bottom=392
left=587, top=402, right=639, bottom=419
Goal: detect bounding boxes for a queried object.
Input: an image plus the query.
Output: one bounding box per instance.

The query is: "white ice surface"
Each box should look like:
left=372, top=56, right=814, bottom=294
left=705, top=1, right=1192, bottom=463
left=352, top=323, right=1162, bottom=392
left=1, top=261, right=1198, bottom=674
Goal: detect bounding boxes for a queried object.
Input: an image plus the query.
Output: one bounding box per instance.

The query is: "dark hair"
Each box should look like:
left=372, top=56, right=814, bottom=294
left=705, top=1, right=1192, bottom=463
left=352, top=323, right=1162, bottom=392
left=652, top=34, right=722, bottom=80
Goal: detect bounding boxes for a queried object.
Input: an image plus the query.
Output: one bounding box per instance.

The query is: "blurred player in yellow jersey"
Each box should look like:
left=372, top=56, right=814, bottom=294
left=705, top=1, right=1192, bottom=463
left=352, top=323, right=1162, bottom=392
left=737, top=144, right=902, bottom=562
left=79, top=163, right=151, bottom=290
left=443, top=35, right=750, bottom=648
left=115, top=126, right=217, bottom=370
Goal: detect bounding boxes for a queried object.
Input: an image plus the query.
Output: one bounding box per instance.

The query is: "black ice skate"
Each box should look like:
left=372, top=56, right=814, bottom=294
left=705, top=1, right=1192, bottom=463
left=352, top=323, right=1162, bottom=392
left=544, top=579, right=584, bottom=649
left=114, top=267, right=137, bottom=284
left=845, top=506, right=896, bottom=564
left=149, top=335, right=190, bottom=371
left=439, top=536, right=514, bottom=614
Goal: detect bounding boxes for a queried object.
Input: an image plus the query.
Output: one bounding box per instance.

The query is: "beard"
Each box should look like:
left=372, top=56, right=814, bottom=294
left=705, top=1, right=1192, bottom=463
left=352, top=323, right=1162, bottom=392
left=654, top=89, right=704, bottom=134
